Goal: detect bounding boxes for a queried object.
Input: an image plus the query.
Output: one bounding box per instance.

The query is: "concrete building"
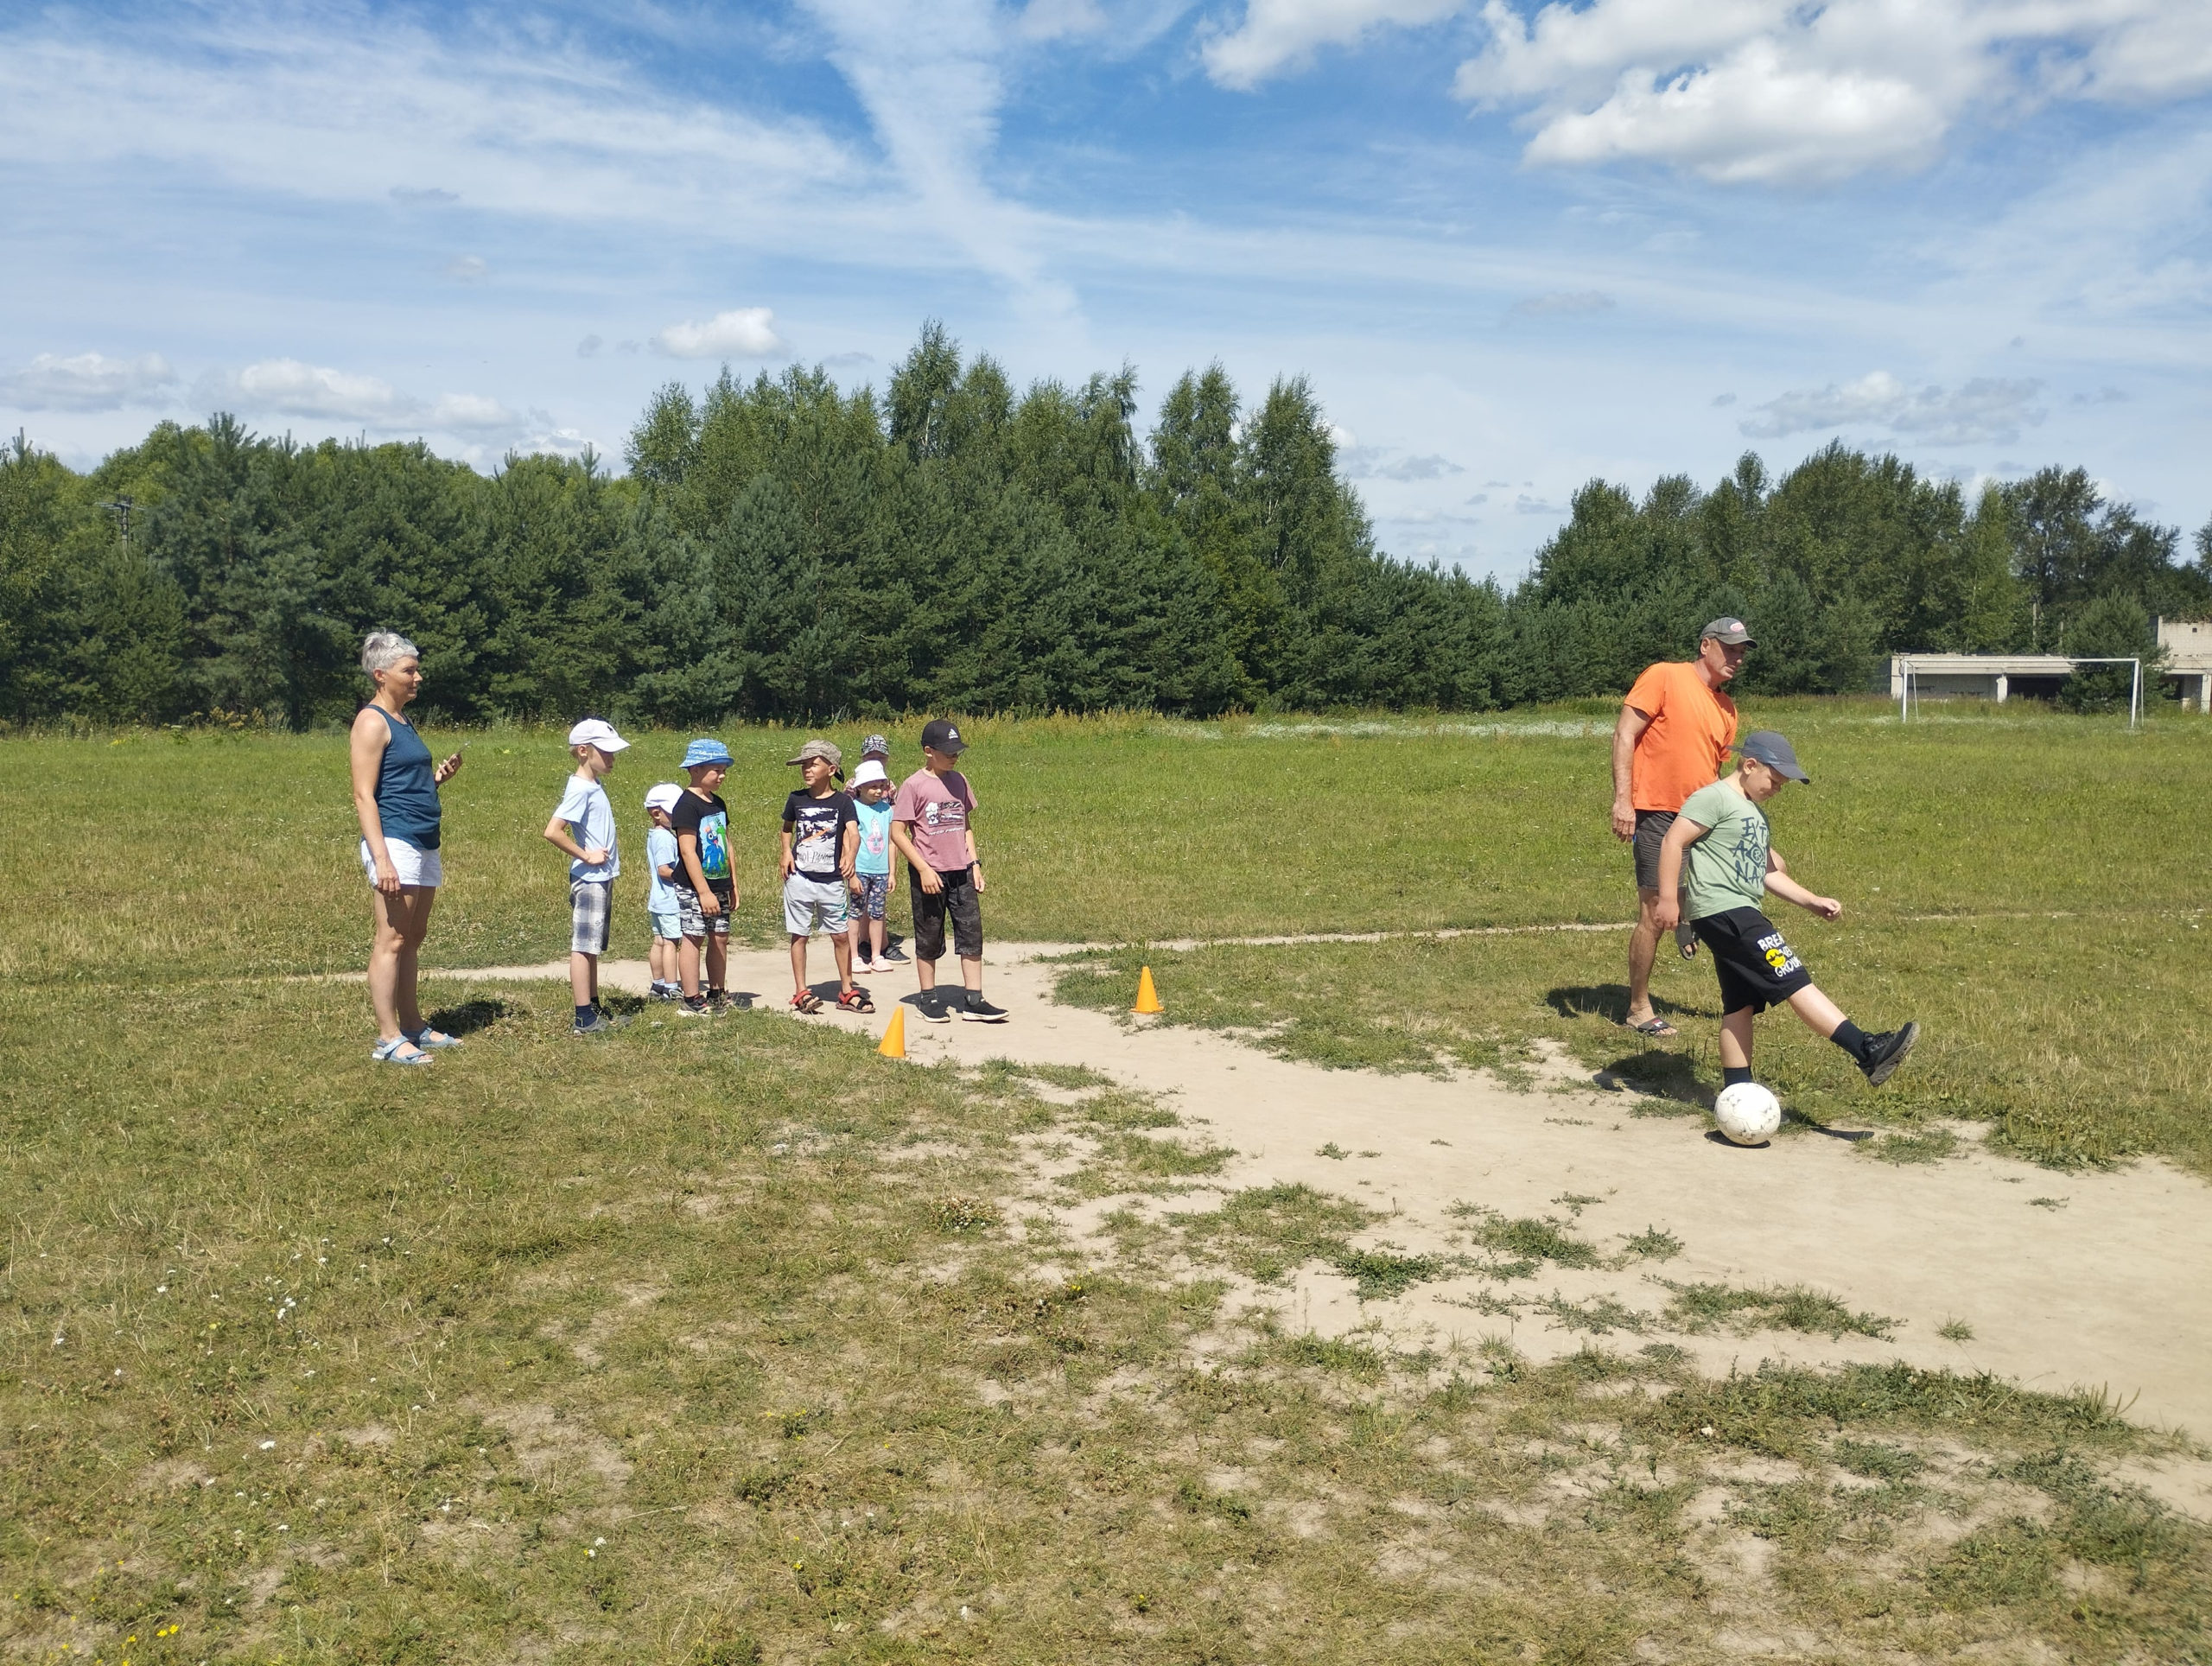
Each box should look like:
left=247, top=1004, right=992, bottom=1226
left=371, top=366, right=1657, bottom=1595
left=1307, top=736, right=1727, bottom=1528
left=2160, top=619, right=2212, bottom=711
left=1886, top=618, right=2212, bottom=714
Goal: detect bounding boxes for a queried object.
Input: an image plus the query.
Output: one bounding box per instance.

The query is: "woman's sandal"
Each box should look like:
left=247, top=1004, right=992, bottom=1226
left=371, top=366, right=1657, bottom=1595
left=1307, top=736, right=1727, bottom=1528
left=405, top=1027, right=461, bottom=1049
left=371, top=1037, right=435, bottom=1065
left=837, top=989, right=875, bottom=1014
left=790, top=990, right=824, bottom=1014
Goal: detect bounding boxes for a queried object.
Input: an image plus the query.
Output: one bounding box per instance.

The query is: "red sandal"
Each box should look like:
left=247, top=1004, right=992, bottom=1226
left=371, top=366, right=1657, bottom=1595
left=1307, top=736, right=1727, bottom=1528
left=837, top=988, right=875, bottom=1014
left=790, top=990, right=823, bottom=1014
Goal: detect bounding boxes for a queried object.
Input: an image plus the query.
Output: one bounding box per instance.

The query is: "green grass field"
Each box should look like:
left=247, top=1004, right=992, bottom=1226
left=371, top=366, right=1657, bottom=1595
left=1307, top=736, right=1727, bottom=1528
left=4, top=703, right=2210, bottom=1662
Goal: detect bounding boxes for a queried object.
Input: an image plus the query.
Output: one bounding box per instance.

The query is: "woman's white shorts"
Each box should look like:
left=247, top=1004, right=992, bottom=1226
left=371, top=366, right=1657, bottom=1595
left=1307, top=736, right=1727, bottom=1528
left=361, top=837, right=443, bottom=888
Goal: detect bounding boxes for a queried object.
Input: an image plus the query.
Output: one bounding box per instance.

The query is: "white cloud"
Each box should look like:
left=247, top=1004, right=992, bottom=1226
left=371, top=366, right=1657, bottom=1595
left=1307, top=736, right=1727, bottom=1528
left=1514, top=493, right=1560, bottom=513
left=443, top=254, right=487, bottom=282
left=429, top=392, right=518, bottom=430
left=577, top=335, right=603, bottom=359
left=1204, top=0, right=1462, bottom=89
left=0, top=350, right=176, bottom=411
left=233, top=358, right=416, bottom=423
left=1740, top=371, right=2046, bottom=445
left=1338, top=436, right=1465, bottom=480
left=652, top=308, right=785, bottom=359
left=1454, top=1, right=2212, bottom=185
left=1510, top=289, right=1612, bottom=316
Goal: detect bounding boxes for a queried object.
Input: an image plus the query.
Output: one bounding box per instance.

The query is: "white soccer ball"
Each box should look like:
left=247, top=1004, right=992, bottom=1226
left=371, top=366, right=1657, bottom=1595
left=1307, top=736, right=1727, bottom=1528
left=1713, top=1082, right=1783, bottom=1147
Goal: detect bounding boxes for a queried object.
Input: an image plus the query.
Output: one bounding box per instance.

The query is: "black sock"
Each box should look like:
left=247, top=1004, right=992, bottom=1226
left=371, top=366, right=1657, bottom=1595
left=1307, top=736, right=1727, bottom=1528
left=575, top=1004, right=594, bottom=1026
left=1831, top=1020, right=1871, bottom=1065
left=1723, top=1065, right=1754, bottom=1088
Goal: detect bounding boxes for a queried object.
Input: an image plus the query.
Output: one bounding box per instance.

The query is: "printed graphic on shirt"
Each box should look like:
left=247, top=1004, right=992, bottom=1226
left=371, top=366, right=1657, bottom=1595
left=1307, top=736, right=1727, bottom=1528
left=784, top=791, right=855, bottom=880
left=920, top=796, right=967, bottom=838
left=1715, top=814, right=1768, bottom=898
left=1757, top=930, right=1802, bottom=978
left=696, top=811, right=729, bottom=881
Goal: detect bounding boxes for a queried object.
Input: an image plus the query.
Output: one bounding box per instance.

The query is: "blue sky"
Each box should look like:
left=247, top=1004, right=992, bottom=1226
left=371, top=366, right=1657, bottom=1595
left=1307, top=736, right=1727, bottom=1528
left=3, top=0, right=2209, bottom=580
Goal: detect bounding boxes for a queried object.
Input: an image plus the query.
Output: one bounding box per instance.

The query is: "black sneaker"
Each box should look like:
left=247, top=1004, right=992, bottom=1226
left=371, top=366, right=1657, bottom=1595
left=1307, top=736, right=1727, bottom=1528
left=880, top=944, right=910, bottom=964
left=647, top=984, right=678, bottom=1002
left=960, top=992, right=1008, bottom=1023
left=675, top=996, right=711, bottom=1019
left=916, top=993, right=952, bottom=1024
left=1860, top=1021, right=1919, bottom=1086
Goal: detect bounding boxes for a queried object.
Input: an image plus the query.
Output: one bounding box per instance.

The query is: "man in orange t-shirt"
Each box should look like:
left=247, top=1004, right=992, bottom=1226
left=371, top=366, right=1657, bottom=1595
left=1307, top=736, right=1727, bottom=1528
left=1611, top=618, right=1753, bottom=1035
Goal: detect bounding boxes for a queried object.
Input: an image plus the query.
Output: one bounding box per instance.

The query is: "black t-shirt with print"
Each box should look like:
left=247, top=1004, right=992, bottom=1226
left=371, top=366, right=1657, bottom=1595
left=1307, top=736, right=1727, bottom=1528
left=670, top=791, right=733, bottom=897
left=782, top=789, right=856, bottom=881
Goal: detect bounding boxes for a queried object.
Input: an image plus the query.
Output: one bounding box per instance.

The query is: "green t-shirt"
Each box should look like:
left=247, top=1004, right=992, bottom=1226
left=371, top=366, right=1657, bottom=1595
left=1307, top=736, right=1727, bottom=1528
left=1680, top=779, right=1770, bottom=920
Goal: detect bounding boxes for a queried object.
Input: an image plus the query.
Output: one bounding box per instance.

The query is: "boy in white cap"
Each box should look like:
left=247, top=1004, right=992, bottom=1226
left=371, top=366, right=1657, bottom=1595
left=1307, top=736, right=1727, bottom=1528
left=1654, top=729, right=1918, bottom=1092
left=643, top=783, right=685, bottom=1001
left=846, top=757, right=901, bottom=972
left=543, top=718, right=630, bottom=1036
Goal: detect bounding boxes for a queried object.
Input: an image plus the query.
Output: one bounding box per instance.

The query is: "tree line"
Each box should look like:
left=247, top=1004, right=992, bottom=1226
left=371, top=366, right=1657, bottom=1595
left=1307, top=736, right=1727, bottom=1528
left=3, top=322, right=2207, bottom=728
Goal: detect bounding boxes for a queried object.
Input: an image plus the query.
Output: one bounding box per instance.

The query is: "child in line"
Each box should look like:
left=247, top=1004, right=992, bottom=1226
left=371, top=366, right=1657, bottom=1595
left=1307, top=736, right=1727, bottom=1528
left=780, top=739, right=868, bottom=1014
left=889, top=718, right=1006, bottom=1024
left=1654, top=729, right=1917, bottom=1092
left=846, top=759, right=902, bottom=972
left=671, top=737, right=736, bottom=1017
left=543, top=718, right=630, bottom=1037
left=644, top=783, right=684, bottom=1001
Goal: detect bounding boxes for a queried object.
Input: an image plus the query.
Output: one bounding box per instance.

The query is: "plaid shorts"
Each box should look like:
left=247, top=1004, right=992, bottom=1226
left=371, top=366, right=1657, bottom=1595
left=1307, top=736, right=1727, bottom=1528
left=570, top=879, right=612, bottom=957
left=851, top=871, right=890, bottom=922
left=672, top=883, right=732, bottom=938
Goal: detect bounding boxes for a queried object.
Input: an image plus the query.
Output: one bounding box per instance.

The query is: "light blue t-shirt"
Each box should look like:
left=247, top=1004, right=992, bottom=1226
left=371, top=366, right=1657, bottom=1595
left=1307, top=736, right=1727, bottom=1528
left=554, top=775, right=620, bottom=882
left=645, top=825, right=679, bottom=913
left=854, top=798, right=893, bottom=877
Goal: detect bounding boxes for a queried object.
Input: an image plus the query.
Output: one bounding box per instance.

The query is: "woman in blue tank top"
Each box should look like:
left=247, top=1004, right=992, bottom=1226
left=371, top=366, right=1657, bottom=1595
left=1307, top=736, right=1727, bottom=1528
left=350, top=631, right=465, bottom=1065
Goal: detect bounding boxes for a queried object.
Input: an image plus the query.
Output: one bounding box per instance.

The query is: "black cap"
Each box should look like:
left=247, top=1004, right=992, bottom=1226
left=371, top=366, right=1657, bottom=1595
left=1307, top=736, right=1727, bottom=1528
left=1701, top=616, right=1756, bottom=646
left=919, top=718, right=968, bottom=756
left=1738, top=729, right=1809, bottom=783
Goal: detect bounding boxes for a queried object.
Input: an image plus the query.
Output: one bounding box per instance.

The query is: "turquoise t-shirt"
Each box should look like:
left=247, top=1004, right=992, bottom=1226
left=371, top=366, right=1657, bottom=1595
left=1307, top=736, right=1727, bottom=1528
left=1680, top=779, right=1770, bottom=920
left=853, top=799, right=893, bottom=877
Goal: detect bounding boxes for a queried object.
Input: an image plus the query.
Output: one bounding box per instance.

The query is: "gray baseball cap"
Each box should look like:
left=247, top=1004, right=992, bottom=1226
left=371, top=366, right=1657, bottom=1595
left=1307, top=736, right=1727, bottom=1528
left=786, top=738, right=843, bottom=768
left=1701, top=616, right=1757, bottom=646
left=1738, top=729, right=1809, bottom=783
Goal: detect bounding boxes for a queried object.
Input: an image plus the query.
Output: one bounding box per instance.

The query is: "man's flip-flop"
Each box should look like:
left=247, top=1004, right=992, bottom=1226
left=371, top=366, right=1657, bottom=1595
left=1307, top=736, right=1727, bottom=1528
left=1625, top=1017, right=1679, bottom=1038
left=1675, top=923, right=1699, bottom=960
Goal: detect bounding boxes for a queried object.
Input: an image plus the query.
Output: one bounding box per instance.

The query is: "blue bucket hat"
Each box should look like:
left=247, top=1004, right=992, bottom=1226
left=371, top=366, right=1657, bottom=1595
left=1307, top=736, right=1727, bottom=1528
left=680, top=737, right=733, bottom=769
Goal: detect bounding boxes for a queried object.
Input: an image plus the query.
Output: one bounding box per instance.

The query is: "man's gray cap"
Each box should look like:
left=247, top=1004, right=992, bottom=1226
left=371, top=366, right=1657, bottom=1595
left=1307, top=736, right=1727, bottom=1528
left=1738, top=729, right=1809, bottom=783
left=785, top=738, right=843, bottom=768
left=1701, top=616, right=1757, bottom=646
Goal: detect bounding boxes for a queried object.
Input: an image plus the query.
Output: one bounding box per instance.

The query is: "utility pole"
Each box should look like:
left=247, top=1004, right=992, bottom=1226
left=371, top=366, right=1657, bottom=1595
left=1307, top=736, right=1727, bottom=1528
left=96, top=493, right=135, bottom=553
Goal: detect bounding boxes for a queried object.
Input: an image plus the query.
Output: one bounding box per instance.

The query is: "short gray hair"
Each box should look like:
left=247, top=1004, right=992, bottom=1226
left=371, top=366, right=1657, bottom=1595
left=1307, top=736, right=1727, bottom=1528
left=360, top=631, right=420, bottom=677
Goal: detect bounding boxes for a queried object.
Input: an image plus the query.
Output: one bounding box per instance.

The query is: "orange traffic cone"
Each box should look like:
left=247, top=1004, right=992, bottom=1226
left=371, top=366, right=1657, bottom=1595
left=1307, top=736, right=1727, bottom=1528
left=1134, top=965, right=1163, bottom=1014
left=877, top=1004, right=907, bottom=1059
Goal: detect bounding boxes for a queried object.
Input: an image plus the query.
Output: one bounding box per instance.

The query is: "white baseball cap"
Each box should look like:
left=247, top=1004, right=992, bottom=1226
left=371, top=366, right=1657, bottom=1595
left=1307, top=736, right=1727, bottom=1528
left=644, top=783, right=683, bottom=812
left=849, top=759, right=889, bottom=789
left=568, top=717, right=630, bottom=753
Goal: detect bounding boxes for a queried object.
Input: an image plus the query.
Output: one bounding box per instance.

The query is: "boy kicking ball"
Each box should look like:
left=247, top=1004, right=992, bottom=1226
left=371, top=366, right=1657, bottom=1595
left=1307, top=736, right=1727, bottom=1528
left=1654, top=730, right=1917, bottom=1094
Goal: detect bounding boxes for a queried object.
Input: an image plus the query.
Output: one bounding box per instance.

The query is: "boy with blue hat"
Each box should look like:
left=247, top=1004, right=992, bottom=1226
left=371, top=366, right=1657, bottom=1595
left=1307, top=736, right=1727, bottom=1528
left=1655, top=729, right=1917, bottom=1092
left=670, top=737, right=737, bottom=1015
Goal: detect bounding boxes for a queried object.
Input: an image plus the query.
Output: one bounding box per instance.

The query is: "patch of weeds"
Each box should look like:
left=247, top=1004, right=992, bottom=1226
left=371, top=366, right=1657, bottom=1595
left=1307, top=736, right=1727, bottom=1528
left=1661, top=1280, right=1897, bottom=1340
left=1992, top=1103, right=2139, bottom=1171
left=1551, top=1192, right=1604, bottom=1215
left=1861, top=1126, right=1960, bottom=1165
left=1111, top=1133, right=1230, bottom=1178
left=1938, top=1318, right=1975, bottom=1342
left=1175, top=1476, right=1254, bottom=1523
left=931, top=1195, right=1002, bottom=1233
left=1171, top=1183, right=1373, bottom=1283
left=1926, top=1519, right=2059, bottom=1609
left=1332, top=1248, right=1454, bottom=1301
left=1317, top=1141, right=1348, bottom=1159
left=1277, top=1332, right=1389, bottom=1381
left=1075, top=1091, right=1181, bottom=1131
left=1001, top=1059, right=1114, bottom=1091
left=1831, top=1439, right=1927, bottom=1482
left=1538, top=1293, right=1649, bottom=1335
left=2028, top=1195, right=2068, bottom=1210
left=1622, top=1226, right=1683, bottom=1261
left=1453, top=1205, right=1602, bottom=1270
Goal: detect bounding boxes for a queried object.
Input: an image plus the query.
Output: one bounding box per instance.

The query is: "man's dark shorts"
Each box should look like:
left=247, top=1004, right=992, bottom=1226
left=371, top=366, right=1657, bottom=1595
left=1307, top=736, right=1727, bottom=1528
left=1691, top=906, right=1815, bottom=1015
left=1632, top=810, right=1676, bottom=893
left=911, top=864, right=982, bottom=962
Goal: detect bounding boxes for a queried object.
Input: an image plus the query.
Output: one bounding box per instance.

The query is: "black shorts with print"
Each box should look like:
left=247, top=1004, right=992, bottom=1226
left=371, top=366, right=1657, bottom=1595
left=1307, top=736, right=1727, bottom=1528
left=1690, top=906, right=1815, bottom=1015
left=910, top=864, right=982, bottom=962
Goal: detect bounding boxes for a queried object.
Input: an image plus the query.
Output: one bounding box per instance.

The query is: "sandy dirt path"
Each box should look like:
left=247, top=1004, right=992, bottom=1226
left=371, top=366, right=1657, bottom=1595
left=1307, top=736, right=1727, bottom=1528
left=429, top=944, right=2212, bottom=1483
